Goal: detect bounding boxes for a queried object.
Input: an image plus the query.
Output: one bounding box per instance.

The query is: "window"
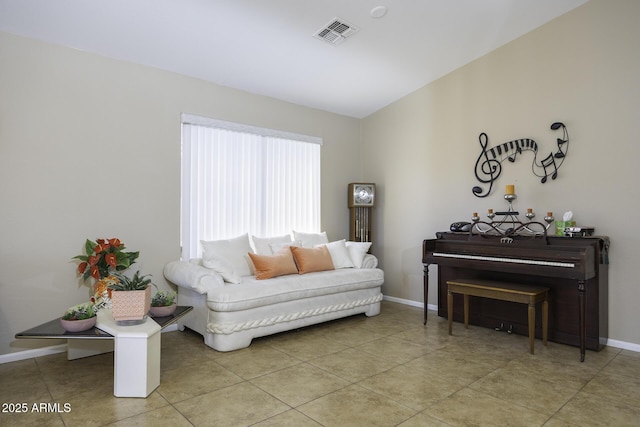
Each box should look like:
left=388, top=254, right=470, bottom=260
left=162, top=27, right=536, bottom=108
left=181, top=114, right=322, bottom=260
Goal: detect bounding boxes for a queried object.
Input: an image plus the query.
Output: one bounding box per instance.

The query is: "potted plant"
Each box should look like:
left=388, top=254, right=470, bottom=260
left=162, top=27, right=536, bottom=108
left=108, top=271, right=153, bottom=325
left=60, top=302, right=97, bottom=332
left=149, top=290, right=177, bottom=317
left=73, top=238, right=139, bottom=311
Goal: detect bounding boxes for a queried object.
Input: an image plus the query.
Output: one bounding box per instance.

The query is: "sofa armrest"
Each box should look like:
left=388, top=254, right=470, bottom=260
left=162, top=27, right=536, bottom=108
left=361, top=254, right=378, bottom=269
left=163, top=260, right=225, bottom=295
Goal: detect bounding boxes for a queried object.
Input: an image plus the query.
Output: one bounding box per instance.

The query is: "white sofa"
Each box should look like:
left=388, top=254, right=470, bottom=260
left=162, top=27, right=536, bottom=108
left=163, top=233, right=384, bottom=351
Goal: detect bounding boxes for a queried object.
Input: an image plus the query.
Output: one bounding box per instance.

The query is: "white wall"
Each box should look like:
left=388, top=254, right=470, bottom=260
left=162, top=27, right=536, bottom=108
left=362, top=0, right=640, bottom=348
left=0, top=32, right=362, bottom=355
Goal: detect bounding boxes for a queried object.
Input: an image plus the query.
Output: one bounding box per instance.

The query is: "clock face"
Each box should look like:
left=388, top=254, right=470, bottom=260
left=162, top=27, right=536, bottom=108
left=353, top=184, right=374, bottom=206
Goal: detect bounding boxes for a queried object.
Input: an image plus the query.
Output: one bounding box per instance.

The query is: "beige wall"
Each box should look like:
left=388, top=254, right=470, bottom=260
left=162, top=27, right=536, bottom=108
left=0, top=32, right=362, bottom=355
left=362, top=0, right=640, bottom=348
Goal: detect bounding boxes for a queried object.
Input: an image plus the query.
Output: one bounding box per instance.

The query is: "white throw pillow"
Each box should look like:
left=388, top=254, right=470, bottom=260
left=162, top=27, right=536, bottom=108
left=293, top=230, right=329, bottom=248
left=201, top=234, right=254, bottom=283
left=316, top=239, right=355, bottom=269
left=345, top=241, right=372, bottom=268
left=270, top=240, right=301, bottom=254
left=251, top=234, right=292, bottom=255
left=200, top=255, right=239, bottom=284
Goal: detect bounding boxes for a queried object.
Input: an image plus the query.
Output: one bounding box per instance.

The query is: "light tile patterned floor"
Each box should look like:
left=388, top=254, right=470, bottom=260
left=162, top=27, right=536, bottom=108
left=1, top=301, right=639, bottom=426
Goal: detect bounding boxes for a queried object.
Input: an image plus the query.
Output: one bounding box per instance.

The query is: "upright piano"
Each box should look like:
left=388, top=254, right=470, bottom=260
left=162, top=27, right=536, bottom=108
left=423, top=232, right=609, bottom=361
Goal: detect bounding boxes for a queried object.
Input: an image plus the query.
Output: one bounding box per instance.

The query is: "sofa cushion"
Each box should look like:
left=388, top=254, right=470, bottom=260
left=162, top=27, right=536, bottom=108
left=251, top=234, right=292, bottom=255
left=291, top=245, right=334, bottom=274
left=201, top=234, right=254, bottom=282
left=293, top=230, right=329, bottom=248
left=205, top=267, right=384, bottom=312
left=318, top=239, right=355, bottom=269
left=248, top=248, right=298, bottom=280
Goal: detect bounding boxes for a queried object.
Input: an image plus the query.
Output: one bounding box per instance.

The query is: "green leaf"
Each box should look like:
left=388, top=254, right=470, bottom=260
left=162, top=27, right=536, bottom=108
left=129, top=251, right=140, bottom=264
left=115, top=251, right=139, bottom=268
left=108, top=271, right=152, bottom=291
left=115, top=251, right=127, bottom=266
left=85, top=239, right=97, bottom=255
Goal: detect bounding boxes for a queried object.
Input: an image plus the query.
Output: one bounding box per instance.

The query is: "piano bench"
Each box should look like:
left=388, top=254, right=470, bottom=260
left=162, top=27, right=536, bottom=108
left=446, top=279, right=548, bottom=354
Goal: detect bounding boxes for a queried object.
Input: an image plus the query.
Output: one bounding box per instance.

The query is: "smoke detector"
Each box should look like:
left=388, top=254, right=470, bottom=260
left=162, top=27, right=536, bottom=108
left=370, top=6, right=388, bottom=18
left=313, top=17, right=359, bottom=46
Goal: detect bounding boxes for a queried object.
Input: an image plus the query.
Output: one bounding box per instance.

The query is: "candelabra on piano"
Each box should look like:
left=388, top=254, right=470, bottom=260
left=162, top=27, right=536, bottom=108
left=471, top=185, right=554, bottom=237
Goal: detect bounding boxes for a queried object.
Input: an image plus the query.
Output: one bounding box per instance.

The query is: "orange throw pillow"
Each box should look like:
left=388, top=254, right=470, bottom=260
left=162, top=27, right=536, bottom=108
left=248, top=248, right=298, bottom=280
left=290, top=245, right=335, bottom=274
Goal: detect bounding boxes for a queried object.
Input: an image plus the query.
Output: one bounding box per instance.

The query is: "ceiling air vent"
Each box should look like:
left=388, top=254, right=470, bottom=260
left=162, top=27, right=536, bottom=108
left=313, top=17, right=359, bottom=46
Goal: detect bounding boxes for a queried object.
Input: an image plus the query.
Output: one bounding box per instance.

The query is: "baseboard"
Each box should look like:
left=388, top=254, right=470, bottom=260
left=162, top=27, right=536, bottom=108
left=0, top=344, right=67, bottom=364
left=382, top=294, right=437, bottom=312
left=163, top=323, right=179, bottom=332
left=604, top=338, right=640, bottom=353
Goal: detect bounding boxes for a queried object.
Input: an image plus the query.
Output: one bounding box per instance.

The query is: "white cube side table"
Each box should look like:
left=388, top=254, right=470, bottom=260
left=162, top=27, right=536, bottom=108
left=96, top=309, right=161, bottom=398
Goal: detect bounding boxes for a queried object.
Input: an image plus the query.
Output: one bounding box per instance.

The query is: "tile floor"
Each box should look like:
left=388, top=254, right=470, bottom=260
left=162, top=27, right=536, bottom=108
left=1, top=301, right=640, bottom=426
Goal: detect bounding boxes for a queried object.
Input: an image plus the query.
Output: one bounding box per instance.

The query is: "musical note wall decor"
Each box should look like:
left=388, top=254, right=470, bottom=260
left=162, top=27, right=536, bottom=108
left=472, top=122, right=569, bottom=198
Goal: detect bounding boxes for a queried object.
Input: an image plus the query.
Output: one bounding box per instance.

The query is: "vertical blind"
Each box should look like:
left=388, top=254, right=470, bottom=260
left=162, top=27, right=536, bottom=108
left=181, top=114, right=322, bottom=260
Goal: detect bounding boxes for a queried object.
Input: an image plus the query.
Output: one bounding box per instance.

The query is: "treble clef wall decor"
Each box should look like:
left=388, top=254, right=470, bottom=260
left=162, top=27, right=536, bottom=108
left=471, top=122, right=569, bottom=198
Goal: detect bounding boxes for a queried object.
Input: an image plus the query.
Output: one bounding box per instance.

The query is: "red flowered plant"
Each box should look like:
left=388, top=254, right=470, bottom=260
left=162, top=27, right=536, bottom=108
left=73, top=238, right=140, bottom=281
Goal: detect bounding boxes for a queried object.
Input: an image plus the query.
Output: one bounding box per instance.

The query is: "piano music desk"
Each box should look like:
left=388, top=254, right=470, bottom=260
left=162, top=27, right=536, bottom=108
left=447, top=279, right=548, bottom=354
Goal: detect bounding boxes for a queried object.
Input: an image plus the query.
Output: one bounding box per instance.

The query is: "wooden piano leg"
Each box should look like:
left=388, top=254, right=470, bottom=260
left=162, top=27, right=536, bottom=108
left=542, top=298, right=548, bottom=347
left=528, top=300, right=535, bottom=354
left=579, top=280, right=586, bottom=362
left=463, top=294, right=470, bottom=329
left=423, top=264, right=429, bottom=325
left=447, top=288, right=453, bottom=335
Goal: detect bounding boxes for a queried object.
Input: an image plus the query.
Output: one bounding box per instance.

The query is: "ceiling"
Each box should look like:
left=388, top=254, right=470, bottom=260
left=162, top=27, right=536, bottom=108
left=0, top=0, right=588, bottom=118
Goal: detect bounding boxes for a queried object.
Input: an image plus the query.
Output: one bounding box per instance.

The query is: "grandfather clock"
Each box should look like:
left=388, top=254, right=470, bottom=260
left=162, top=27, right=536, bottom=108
left=348, top=183, right=375, bottom=247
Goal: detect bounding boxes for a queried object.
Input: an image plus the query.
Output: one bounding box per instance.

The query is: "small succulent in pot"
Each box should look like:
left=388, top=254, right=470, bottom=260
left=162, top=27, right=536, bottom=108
left=108, top=271, right=152, bottom=291
left=60, top=302, right=97, bottom=332
left=107, top=271, right=153, bottom=323
left=151, top=290, right=176, bottom=307
left=149, top=290, right=178, bottom=317
left=62, top=302, right=97, bottom=320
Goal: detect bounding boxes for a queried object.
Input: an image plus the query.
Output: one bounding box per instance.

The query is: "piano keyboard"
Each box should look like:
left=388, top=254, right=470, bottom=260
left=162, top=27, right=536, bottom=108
left=432, top=252, right=575, bottom=268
